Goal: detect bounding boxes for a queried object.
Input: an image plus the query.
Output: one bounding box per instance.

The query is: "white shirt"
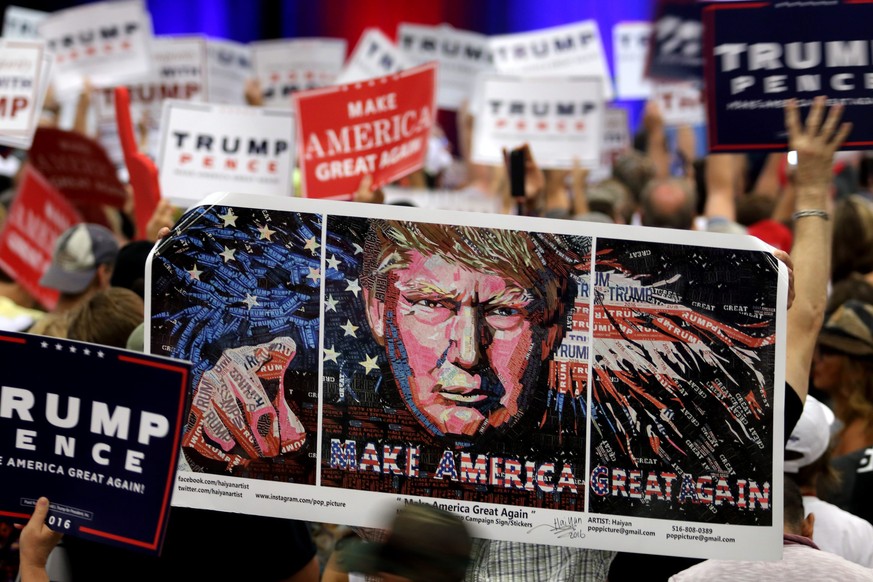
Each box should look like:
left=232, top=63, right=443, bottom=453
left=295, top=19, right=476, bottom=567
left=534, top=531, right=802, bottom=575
left=805, top=495, right=873, bottom=568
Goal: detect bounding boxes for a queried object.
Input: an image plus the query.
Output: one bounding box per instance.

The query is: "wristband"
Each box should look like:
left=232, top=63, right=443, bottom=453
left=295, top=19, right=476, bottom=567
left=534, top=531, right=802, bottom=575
left=792, top=209, right=830, bottom=221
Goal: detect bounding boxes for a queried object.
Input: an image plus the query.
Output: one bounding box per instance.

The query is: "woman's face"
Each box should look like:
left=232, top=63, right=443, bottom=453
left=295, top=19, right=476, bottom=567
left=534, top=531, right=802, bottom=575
left=812, top=345, right=847, bottom=393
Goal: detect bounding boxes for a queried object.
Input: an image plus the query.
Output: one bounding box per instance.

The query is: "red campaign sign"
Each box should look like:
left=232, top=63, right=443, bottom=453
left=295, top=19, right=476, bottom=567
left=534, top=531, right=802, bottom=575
left=0, top=166, right=81, bottom=310
left=28, top=127, right=128, bottom=210
left=293, top=62, right=436, bottom=200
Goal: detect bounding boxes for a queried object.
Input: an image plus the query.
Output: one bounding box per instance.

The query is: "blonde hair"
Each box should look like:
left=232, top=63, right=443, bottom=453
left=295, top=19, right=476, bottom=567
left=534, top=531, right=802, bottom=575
left=67, top=287, right=144, bottom=348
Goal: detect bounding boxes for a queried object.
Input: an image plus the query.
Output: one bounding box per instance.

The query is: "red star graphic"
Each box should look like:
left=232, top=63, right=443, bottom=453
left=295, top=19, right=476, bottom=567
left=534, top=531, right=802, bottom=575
left=104, top=44, right=113, bottom=53
left=516, top=120, right=527, bottom=130
left=56, top=55, right=65, bottom=63
left=576, top=121, right=586, bottom=130
left=305, top=71, right=314, bottom=81
left=121, top=40, right=131, bottom=50
left=86, top=46, right=97, bottom=56
left=69, top=51, right=78, bottom=60
left=537, top=121, right=549, bottom=131
left=556, top=121, right=567, bottom=131
left=270, top=73, right=279, bottom=82
left=496, top=119, right=507, bottom=128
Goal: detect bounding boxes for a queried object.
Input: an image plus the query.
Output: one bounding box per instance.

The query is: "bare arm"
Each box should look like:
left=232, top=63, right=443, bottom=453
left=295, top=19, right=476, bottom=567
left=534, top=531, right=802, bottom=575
left=785, top=96, right=850, bottom=401
left=704, top=153, right=739, bottom=222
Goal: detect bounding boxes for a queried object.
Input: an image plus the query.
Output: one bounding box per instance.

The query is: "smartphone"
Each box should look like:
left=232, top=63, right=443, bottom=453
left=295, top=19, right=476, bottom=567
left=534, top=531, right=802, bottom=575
left=508, top=146, right=525, bottom=199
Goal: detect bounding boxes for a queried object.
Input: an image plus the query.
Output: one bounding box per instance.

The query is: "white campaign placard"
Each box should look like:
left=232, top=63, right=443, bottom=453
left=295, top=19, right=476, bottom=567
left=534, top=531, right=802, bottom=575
left=591, top=106, right=631, bottom=182
left=471, top=75, right=604, bottom=169
left=2, top=6, right=47, bottom=40
left=0, top=40, right=52, bottom=149
left=397, top=23, right=492, bottom=110
left=489, top=20, right=614, bottom=101
left=613, top=22, right=653, bottom=100
left=38, top=0, right=154, bottom=96
left=206, top=38, right=252, bottom=105
left=335, top=28, right=412, bottom=85
left=252, top=38, right=346, bottom=108
left=653, top=81, right=705, bottom=127
left=157, top=100, right=295, bottom=207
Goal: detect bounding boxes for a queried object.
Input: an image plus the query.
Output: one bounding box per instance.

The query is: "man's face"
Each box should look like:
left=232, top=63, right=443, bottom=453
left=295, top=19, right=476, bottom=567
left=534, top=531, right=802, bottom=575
left=367, top=250, right=553, bottom=438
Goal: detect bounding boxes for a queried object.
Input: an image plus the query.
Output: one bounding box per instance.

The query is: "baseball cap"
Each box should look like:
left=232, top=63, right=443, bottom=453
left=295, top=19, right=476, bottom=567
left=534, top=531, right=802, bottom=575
left=336, top=503, right=472, bottom=582
left=817, top=299, right=873, bottom=358
left=785, top=395, right=835, bottom=473
left=40, top=223, right=119, bottom=294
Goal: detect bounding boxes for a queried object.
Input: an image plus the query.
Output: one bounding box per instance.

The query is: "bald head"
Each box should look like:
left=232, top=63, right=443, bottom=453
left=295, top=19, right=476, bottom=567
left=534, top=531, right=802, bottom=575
left=640, top=178, right=697, bottom=231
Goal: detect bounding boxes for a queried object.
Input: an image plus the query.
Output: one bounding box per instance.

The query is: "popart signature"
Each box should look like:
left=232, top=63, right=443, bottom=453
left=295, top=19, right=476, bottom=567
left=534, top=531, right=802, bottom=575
left=528, top=517, right=586, bottom=539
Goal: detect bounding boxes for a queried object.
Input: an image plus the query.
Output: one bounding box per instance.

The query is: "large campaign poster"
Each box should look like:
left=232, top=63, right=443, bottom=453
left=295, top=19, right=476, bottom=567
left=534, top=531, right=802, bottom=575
left=704, top=0, right=873, bottom=151
left=147, top=193, right=786, bottom=560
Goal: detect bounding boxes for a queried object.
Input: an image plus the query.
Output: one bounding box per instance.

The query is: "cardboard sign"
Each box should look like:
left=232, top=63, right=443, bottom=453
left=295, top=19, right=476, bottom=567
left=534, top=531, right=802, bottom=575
left=205, top=38, right=252, bottom=105
left=293, top=63, right=436, bottom=200
left=591, top=106, right=631, bottom=182
left=0, top=167, right=80, bottom=310
left=29, top=128, right=128, bottom=211
left=0, top=330, right=190, bottom=554
left=156, top=100, right=295, bottom=207
left=38, top=0, right=154, bottom=96
left=397, top=23, right=492, bottom=110
left=471, top=75, right=604, bottom=169
left=614, top=22, right=653, bottom=100
left=335, top=28, right=412, bottom=85
left=252, top=38, right=346, bottom=108
left=0, top=40, right=53, bottom=149
left=647, top=0, right=703, bottom=82
left=704, top=0, right=873, bottom=152
left=489, top=20, right=614, bottom=101
left=147, top=191, right=786, bottom=560
left=2, top=5, right=47, bottom=40
left=653, top=81, right=705, bottom=127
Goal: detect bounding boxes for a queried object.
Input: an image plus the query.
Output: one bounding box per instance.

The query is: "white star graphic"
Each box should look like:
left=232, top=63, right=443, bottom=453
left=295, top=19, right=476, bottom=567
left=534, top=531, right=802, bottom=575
left=188, top=264, right=203, bottom=280
left=219, top=209, right=238, bottom=227
left=40, top=341, right=48, bottom=348
left=55, top=343, right=62, bottom=351
left=307, top=267, right=321, bottom=284
left=352, top=242, right=363, bottom=255
left=83, top=348, right=91, bottom=356
left=243, top=294, right=259, bottom=309
left=324, top=294, right=338, bottom=312
left=345, top=278, right=361, bottom=297
left=258, top=224, right=276, bottom=241
left=69, top=346, right=77, bottom=353
left=97, top=351, right=105, bottom=358
left=359, top=354, right=379, bottom=375
left=341, top=320, right=359, bottom=337
left=220, top=246, right=236, bottom=263
left=304, top=236, right=321, bottom=255
left=323, top=345, right=340, bottom=363
left=326, top=254, right=341, bottom=271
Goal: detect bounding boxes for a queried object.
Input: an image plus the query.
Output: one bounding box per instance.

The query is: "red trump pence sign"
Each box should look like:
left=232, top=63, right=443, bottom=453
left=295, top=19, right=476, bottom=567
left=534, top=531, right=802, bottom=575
left=293, top=63, right=436, bottom=200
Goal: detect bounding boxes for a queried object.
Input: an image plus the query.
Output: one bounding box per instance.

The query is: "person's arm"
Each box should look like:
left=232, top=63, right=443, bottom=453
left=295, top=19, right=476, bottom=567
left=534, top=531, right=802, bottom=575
left=704, top=153, right=739, bottom=222
left=15, top=497, right=63, bottom=582
left=785, top=96, right=851, bottom=402
left=643, top=100, right=671, bottom=180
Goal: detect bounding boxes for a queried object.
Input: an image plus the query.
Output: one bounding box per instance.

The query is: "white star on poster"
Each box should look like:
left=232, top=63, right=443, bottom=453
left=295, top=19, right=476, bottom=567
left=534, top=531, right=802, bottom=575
left=324, top=345, right=340, bottom=363
left=345, top=278, right=361, bottom=297
left=326, top=254, right=341, bottom=271
left=341, top=320, right=359, bottom=337
left=324, top=294, right=338, bottom=312
left=359, top=354, right=379, bottom=375
left=258, top=224, right=276, bottom=241
left=83, top=348, right=91, bottom=356
left=69, top=346, right=77, bottom=353
left=352, top=243, right=363, bottom=255
left=306, top=267, right=321, bottom=284
left=220, top=246, right=236, bottom=263
left=243, top=294, right=259, bottom=309
left=304, top=236, right=321, bottom=255
left=219, top=209, right=238, bottom=227
left=188, top=264, right=203, bottom=280
left=40, top=341, right=47, bottom=348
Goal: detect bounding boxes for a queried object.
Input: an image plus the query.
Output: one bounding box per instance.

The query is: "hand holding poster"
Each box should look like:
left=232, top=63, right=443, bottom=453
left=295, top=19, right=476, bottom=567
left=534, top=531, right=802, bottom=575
left=252, top=38, right=346, bottom=108
left=0, top=39, right=53, bottom=149
left=704, top=0, right=873, bottom=151
left=489, top=20, right=614, bottom=101
left=0, top=330, right=190, bottom=554
left=38, top=0, right=154, bottom=96
left=148, top=192, right=786, bottom=560
left=293, top=63, right=436, bottom=200
left=471, top=75, right=605, bottom=169
left=398, top=23, right=492, bottom=110
left=335, top=28, right=412, bottom=85
left=156, top=100, right=296, bottom=206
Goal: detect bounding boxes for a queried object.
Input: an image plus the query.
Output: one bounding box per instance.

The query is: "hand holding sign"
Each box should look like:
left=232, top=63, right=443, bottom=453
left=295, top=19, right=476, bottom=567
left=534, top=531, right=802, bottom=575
left=15, top=497, right=63, bottom=582
left=183, top=338, right=307, bottom=471
left=785, top=96, right=851, bottom=197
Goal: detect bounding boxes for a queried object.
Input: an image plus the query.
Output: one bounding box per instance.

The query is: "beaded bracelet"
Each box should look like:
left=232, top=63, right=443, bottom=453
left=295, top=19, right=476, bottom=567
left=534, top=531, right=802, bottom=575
left=792, top=209, right=830, bottom=221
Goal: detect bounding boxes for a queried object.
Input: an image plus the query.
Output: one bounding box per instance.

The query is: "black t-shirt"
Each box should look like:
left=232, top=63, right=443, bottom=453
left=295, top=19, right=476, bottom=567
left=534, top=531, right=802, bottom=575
left=63, top=507, right=316, bottom=582
left=785, top=383, right=803, bottom=446
left=826, top=447, right=873, bottom=526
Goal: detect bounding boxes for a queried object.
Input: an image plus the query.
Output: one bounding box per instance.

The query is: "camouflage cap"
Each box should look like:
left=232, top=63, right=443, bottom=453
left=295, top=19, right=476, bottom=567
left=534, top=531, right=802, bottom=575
left=818, top=299, right=873, bottom=358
